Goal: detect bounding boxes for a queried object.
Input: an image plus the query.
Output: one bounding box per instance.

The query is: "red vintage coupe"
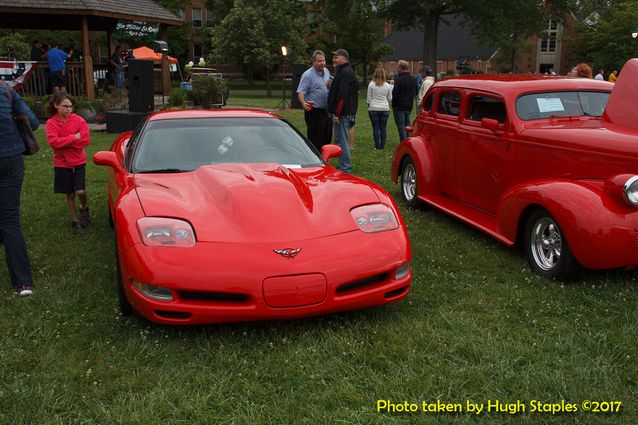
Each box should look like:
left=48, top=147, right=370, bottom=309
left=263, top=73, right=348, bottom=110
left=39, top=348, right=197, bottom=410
left=391, top=59, right=638, bottom=280
left=94, top=109, right=411, bottom=324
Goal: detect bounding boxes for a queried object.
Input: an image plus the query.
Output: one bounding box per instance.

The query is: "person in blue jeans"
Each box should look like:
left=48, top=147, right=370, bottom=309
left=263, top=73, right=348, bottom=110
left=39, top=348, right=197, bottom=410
left=0, top=81, right=39, bottom=296
left=367, top=67, right=393, bottom=149
left=391, top=60, right=417, bottom=142
left=327, top=48, right=358, bottom=174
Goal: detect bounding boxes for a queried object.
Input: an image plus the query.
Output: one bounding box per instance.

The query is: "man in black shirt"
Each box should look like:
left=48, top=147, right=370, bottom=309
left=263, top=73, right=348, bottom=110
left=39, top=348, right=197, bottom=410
left=327, top=48, right=358, bottom=174
left=392, top=60, right=417, bottom=142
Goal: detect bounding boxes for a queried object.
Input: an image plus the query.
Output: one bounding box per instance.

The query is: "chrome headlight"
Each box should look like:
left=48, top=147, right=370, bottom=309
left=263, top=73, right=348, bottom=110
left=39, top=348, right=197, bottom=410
left=136, top=217, right=196, bottom=247
left=350, top=204, right=399, bottom=233
left=623, top=176, right=638, bottom=206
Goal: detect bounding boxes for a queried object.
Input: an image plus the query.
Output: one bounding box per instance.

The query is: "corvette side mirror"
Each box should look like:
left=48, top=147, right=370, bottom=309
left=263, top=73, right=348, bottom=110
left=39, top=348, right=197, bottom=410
left=405, top=126, right=413, bottom=133
left=93, top=151, right=125, bottom=174
left=321, top=144, right=342, bottom=162
left=481, top=118, right=500, bottom=131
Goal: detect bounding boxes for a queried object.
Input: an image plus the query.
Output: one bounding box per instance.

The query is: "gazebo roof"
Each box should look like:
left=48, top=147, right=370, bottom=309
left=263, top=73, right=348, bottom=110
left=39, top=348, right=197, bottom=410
left=0, top=0, right=182, bottom=29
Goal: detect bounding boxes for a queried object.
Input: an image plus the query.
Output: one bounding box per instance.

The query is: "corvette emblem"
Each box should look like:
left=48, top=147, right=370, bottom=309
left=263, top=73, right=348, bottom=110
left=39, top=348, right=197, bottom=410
left=273, top=248, right=302, bottom=259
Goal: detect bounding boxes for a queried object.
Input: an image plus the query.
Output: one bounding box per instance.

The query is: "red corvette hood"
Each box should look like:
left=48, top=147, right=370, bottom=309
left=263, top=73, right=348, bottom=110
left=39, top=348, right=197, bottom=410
left=133, top=164, right=380, bottom=243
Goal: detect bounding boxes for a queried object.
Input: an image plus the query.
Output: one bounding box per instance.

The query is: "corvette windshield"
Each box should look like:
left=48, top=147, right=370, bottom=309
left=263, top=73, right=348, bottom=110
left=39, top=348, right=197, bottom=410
left=132, top=117, right=323, bottom=172
left=515, top=91, right=610, bottom=121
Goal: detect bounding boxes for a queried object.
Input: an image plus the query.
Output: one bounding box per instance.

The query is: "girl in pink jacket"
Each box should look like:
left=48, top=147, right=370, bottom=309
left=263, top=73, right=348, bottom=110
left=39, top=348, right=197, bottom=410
left=45, top=93, right=91, bottom=230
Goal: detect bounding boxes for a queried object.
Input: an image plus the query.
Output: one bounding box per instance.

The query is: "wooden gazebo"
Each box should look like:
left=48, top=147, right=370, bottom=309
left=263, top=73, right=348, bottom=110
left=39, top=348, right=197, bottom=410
left=0, top=0, right=182, bottom=99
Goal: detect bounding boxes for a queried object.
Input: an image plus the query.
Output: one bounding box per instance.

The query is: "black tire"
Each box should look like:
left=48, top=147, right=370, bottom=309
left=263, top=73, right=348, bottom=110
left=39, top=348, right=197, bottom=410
left=115, top=243, right=133, bottom=316
left=524, top=209, right=581, bottom=281
left=400, top=156, right=421, bottom=208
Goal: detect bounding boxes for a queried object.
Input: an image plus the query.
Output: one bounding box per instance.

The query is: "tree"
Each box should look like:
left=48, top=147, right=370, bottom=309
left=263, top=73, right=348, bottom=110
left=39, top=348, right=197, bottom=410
left=386, top=0, right=459, bottom=75
left=465, top=0, right=548, bottom=72
left=572, top=0, right=638, bottom=72
left=386, top=0, right=570, bottom=74
left=210, top=0, right=307, bottom=96
left=0, top=33, right=30, bottom=60
left=319, top=0, right=393, bottom=84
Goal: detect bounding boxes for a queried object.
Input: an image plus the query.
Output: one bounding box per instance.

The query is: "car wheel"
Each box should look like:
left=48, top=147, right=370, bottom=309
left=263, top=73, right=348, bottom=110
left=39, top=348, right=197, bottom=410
left=525, top=209, right=581, bottom=281
left=400, top=156, right=421, bottom=208
left=115, top=244, right=133, bottom=316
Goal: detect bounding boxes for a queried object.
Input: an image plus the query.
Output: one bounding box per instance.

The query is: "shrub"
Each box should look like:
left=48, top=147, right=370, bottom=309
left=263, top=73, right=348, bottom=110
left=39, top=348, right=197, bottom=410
left=190, top=75, right=227, bottom=108
left=168, top=87, right=188, bottom=107
left=101, top=89, right=129, bottom=111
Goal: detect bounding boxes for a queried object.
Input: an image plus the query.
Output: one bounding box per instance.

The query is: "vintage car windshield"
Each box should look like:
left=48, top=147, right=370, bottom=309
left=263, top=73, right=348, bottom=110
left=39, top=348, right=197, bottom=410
left=515, top=91, right=610, bottom=121
left=132, top=117, right=323, bottom=173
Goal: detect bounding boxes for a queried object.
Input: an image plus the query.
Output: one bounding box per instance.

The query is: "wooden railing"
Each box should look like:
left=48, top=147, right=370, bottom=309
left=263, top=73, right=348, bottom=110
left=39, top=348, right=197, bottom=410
left=20, top=62, right=108, bottom=98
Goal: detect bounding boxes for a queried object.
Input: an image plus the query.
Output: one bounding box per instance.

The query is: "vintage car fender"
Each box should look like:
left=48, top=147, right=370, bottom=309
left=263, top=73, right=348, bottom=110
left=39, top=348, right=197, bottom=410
left=498, top=179, right=638, bottom=269
left=391, top=136, right=440, bottom=197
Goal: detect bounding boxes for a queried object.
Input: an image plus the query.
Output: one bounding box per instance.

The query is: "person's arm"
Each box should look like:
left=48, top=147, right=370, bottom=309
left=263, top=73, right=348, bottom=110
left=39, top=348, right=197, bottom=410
left=46, top=118, right=76, bottom=149
left=12, top=89, right=39, bottom=130
left=386, top=83, right=393, bottom=103
left=73, top=117, right=90, bottom=148
left=296, top=74, right=311, bottom=111
left=333, top=72, right=354, bottom=119
left=367, top=83, right=373, bottom=106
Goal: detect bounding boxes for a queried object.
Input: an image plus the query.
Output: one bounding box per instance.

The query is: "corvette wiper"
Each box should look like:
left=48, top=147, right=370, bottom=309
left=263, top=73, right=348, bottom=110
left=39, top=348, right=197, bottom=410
left=137, top=168, right=187, bottom=173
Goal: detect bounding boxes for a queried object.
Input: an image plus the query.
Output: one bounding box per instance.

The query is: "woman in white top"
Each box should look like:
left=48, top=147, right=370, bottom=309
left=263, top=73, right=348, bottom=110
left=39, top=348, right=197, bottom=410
left=367, top=67, right=393, bottom=149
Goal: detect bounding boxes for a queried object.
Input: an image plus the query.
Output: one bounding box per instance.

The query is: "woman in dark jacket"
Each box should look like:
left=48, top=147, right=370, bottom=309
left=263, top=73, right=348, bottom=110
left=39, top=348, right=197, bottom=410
left=0, top=81, right=39, bottom=296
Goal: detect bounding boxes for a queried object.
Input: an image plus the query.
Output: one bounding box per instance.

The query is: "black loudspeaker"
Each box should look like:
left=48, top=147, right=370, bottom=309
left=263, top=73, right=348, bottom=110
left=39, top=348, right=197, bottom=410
left=105, top=110, right=151, bottom=133
left=291, top=63, right=308, bottom=109
left=128, top=60, right=154, bottom=112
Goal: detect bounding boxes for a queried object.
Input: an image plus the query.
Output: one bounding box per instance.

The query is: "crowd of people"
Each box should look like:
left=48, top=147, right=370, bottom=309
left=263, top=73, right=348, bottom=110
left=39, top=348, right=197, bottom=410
left=30, top=40, right=131, bottom=94
left=297, top=51, right=438, bottom=174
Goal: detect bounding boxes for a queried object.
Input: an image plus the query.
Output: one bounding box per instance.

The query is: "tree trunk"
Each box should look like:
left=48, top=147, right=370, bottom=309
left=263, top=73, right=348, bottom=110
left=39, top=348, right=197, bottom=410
left=266, top=68, right=272, bottom=98
left=421, top=12, right=439, bottom=76
left=510, top=33, right=519, bottom=73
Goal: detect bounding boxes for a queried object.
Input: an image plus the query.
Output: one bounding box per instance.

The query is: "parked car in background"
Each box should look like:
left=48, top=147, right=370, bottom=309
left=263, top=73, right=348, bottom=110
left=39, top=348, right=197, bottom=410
left=391, top=59, right=638, bottom=280
left=94, top=109, right=411, bottom=324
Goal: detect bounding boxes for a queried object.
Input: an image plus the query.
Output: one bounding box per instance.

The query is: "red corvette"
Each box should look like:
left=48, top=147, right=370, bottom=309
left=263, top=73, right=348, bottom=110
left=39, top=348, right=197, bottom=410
left=392, top=59, right=638, bottom=280
left=94, top=109, right=411, bottom=324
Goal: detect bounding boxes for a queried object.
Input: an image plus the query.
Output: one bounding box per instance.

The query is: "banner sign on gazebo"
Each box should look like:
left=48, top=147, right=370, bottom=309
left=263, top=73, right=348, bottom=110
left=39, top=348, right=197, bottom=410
left=114, top=20, right=160, bottom=40
left=0, top=61, right=36, bottom=90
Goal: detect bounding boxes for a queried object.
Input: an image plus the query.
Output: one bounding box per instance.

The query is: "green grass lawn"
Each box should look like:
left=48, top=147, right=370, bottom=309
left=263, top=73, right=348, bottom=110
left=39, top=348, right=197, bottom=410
left=1, top=92, right=636, bottom=424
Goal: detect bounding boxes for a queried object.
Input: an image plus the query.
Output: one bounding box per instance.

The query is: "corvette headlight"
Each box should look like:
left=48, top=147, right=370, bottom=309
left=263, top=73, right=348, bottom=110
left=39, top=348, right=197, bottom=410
left=137, top=217, right=196, bottom=247
left=623, top=176, right=638, bottom=206
left=132, top=280, right=173, bottom=302
left=350, top=204, right=399, bottom=233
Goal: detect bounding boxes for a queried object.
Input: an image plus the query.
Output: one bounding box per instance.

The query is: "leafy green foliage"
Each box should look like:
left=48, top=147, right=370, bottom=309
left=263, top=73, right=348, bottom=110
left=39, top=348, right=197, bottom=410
left=571, top=0, right=638, bottom=73
left=190, top=75, right=227, bottom=107
left=0, top=33, right=30, bottom=60
left=167, top=87, right=188, bottom=107
left=318, top=0, right=393, bottom=83
left=210, top=0, right=307, bottom=93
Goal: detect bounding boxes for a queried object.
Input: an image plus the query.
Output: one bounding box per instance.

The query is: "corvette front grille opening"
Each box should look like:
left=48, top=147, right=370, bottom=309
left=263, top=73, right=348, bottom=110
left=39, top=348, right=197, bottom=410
left=336, top=273, right=388, bottom=294
left=178, top=290, right=249, bottom=303
left=155, top=310, right=192, bottom=319
left=384, top=285, right=409, bottom=299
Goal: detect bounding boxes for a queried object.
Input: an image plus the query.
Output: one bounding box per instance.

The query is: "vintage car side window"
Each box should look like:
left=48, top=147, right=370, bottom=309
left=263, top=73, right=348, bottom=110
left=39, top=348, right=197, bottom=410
left=422, top=92, right=434, bottom=112
left=516, top=91, right=610, bottom=120
left=437, top=91, right=461, bottom=116
left=467, top=95, right=506, bottom=123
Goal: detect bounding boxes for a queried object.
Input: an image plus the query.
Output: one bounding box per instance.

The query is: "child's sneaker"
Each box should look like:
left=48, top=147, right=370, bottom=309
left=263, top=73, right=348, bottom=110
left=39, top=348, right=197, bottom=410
left=71, top=221, right=83, bottom=231
left=16, top=285, right=33, bottom=296
left=79, top=207, right=91, bottom=228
